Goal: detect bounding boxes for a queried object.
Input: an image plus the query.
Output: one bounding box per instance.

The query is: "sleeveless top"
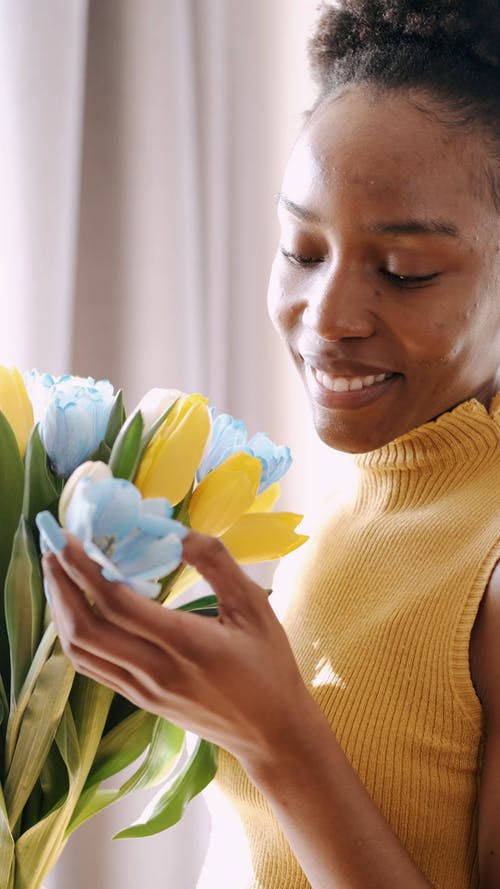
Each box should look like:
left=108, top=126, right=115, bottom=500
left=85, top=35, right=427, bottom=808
left=217, top=395, right=500, bottom=888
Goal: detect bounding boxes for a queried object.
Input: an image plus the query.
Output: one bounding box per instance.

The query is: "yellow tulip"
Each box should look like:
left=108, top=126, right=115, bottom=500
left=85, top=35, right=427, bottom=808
left=246, top=481, right=281, bottom=513
left=163, top=565, right=201, bottom=604
left=135, top=393, right=210, bottom=506
left=188, top=451, right=262, bottom=536
left=165, top=511, right=308, bottom=603
left=133, top=387, right=183, bottom=434
left=220, top=512, right=308, bottom=563
left=0, top=366, right=34, bottom=456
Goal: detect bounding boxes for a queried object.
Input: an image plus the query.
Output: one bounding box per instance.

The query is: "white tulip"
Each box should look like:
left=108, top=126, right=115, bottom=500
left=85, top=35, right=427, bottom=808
left=133, top=387, right=184, bottom=435
left=59, top=460, right=112, bottom=526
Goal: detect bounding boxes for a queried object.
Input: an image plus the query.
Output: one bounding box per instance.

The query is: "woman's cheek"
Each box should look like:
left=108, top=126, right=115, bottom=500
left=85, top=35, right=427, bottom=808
left=266, top=260, right=300, bottom=341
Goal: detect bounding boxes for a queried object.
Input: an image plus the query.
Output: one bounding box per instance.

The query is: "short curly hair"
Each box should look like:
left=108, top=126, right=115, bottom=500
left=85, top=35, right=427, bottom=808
left=308, top=1, right=500, bottom=206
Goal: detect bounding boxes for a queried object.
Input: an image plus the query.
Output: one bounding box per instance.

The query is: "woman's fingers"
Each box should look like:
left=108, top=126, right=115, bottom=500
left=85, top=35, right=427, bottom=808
left=44, top=550, right=208, bottom=717
left=52, top=528, right=268, bottom=639
left=182, top=530, right=269, bottom=621
left=45, top=551, right=152, bottom=661
left=49, top=534, right=199, bottom=651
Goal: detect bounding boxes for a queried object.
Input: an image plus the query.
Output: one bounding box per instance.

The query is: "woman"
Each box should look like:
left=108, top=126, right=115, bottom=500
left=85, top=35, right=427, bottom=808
left=42, top=2, right=500, bottom=887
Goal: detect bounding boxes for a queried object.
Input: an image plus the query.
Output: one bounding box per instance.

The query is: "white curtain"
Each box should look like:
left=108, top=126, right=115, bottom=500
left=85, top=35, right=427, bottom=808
left=0, top=1, right=351, bottom=885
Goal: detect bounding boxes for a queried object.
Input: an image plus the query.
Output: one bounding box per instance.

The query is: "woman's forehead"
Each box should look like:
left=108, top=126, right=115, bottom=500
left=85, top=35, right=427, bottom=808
left=281, top=86, right=494, bottom=234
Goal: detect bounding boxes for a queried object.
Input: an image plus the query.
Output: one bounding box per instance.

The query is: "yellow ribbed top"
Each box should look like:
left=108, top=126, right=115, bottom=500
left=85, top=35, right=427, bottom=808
left=217, top=395, right=500, bottom=889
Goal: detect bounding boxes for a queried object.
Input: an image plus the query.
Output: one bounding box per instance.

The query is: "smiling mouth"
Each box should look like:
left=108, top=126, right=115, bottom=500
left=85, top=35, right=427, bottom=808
left=313, top=369, right=395, bottom=393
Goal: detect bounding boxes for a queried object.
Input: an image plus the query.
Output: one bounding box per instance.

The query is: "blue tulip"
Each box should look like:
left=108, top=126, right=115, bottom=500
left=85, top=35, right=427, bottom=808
left=197, top=412, right=292, bottom=494
left=25, top=371, right=115, bottom=478
left=247, top=432, right=292, bottom=494
left=196, top=413, right=249, bottom=480
left=38, top=476, right=186, bottom=598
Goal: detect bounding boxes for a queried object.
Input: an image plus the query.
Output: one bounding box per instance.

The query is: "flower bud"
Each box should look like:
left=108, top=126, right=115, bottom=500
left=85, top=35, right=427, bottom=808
left=25, top=371, right=115, bottom=478
left=135, top=393, right=210, bottom=506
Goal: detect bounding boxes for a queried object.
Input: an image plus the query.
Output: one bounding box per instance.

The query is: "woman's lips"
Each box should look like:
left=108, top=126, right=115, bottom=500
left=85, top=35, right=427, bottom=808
left=304, top=363, right=401, bottom=408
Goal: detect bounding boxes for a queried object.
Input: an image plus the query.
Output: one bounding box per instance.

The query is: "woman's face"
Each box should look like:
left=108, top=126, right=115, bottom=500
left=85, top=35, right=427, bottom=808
left=267, top=85, right=500, bottom=452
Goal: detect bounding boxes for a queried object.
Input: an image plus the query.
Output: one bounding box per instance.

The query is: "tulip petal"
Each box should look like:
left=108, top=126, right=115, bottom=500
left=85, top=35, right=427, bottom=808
left=138, top=513, right=178, bottom=537
left=0, top=367, right=34, bottom=456
left=246, top=482, right=281, bottom=514
left=163, top=566, right=201, bottom=603
left=188, top=452, right=262, bottom=536
left=75, top=478, right=141, bottom=542
left=220, top=512, right=308, bottom=563
left=135, top=396, right=210, bottom=506
left=141, top=498, right=174, bottom=518
left=134, top=388, right=183, bottom=435
left=196, top=413, right=248, bottom=480
left=112, top=533, right=184, bottom=582
left=246, top=432, right=292, bottom=494
left=59, top=461, right=112, bottom=526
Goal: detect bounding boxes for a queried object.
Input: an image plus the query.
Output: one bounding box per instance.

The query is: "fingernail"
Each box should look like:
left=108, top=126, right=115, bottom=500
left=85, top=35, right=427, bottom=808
left=36, top=511, right=68, bottom=555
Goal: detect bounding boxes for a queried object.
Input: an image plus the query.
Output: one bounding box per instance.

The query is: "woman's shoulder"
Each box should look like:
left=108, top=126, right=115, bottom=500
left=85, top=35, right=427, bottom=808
left=469, top=561, right=500, bottom=717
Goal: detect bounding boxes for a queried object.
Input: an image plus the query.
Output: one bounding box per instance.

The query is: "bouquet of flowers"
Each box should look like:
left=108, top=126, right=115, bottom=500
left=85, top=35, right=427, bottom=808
left=0, top=368, right=307, bottom=889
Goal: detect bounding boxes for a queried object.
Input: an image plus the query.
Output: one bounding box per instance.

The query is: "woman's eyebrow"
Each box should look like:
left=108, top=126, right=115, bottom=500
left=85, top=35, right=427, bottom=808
left=275, top=193, right=322, bottom=223
left=369, top=219, right=461, bottom=238
left=276, top=194, right=462, bottom=240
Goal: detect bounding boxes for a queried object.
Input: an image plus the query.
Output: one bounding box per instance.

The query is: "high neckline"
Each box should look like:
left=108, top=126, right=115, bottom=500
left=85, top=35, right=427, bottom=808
left=356, top=395, right=500, bottom=476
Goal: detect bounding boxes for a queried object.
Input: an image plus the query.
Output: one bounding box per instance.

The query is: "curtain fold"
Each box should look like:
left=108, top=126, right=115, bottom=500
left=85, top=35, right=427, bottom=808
left=0, top=0, right=88, bottom=372
left=2, top=1, right=345, bottom=886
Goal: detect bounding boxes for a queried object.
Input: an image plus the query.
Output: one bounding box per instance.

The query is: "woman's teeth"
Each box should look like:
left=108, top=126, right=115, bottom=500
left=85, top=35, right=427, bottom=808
left=314, top=370, right=392, bottom=393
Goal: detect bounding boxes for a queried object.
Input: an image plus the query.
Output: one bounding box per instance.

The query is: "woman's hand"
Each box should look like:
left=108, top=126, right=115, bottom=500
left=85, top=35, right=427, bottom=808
left=43, top=531, right=437, bottom=888
left=42, top=530, right=309, bottom=774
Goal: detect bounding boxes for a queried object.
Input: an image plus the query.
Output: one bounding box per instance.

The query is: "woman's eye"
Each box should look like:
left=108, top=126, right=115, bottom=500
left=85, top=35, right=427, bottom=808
left=381, top=269, right=440, bottom=288
left=280, top=247, right=324, bottom=267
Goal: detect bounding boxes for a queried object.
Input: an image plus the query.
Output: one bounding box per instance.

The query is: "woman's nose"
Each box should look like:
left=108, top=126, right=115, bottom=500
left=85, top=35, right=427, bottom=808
left=302, top=262, right=376, bottom=341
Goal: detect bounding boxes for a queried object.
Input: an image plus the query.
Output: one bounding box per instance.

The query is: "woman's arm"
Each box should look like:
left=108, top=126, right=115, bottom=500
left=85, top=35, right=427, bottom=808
left=44, top=531, right=439, bottom=888
left=469, top=561, right=500, bottom=889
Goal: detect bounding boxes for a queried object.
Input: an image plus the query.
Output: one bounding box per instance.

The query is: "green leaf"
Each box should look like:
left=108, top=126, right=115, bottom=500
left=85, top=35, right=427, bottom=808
left=104, top=390, right=126, bottom=449
left=66, top=788, right=117, bottom=833
left=114, top=739, right=218, bottom=839
left=13, top=680, right=113, bottom=889
left=108, top=397, right=179, bottom=485
left=0, top=672, right=8, bottom=728
left=102, top=693, right=138, bottom=734
left=20, top=780, right=42, bottom=835
left=0, top=783, right=14, bottom=884
left=0, top=412, right=25, bottom=692
left=139, top=398, right=179, bottom=452
left=39, top=740, right=69, bottom=819
left=4, top=518, right=44, bottom=705
left=67, top=709, right=158, bottom=834
left=83, top=709, right=157, bottom=790
left=12, top=704, right=80, bottom=889
left=4, top=624, right=57, bottom=770
left=86, top=440, right=111, bottom=463
left=176, top=594, right=219, bottom=617
left=108, top=411, right=144, bottom=480
left=67, top=675, right=114, bottom=776
left=4, top=647, right=75, bottom=831
left=21, top=425, right=61, bottom=525
left=14, top=800, right=70, bottom=889
left=119, top=718, right=184, bottom=796
left=68, top=715, right=184, bottom=836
